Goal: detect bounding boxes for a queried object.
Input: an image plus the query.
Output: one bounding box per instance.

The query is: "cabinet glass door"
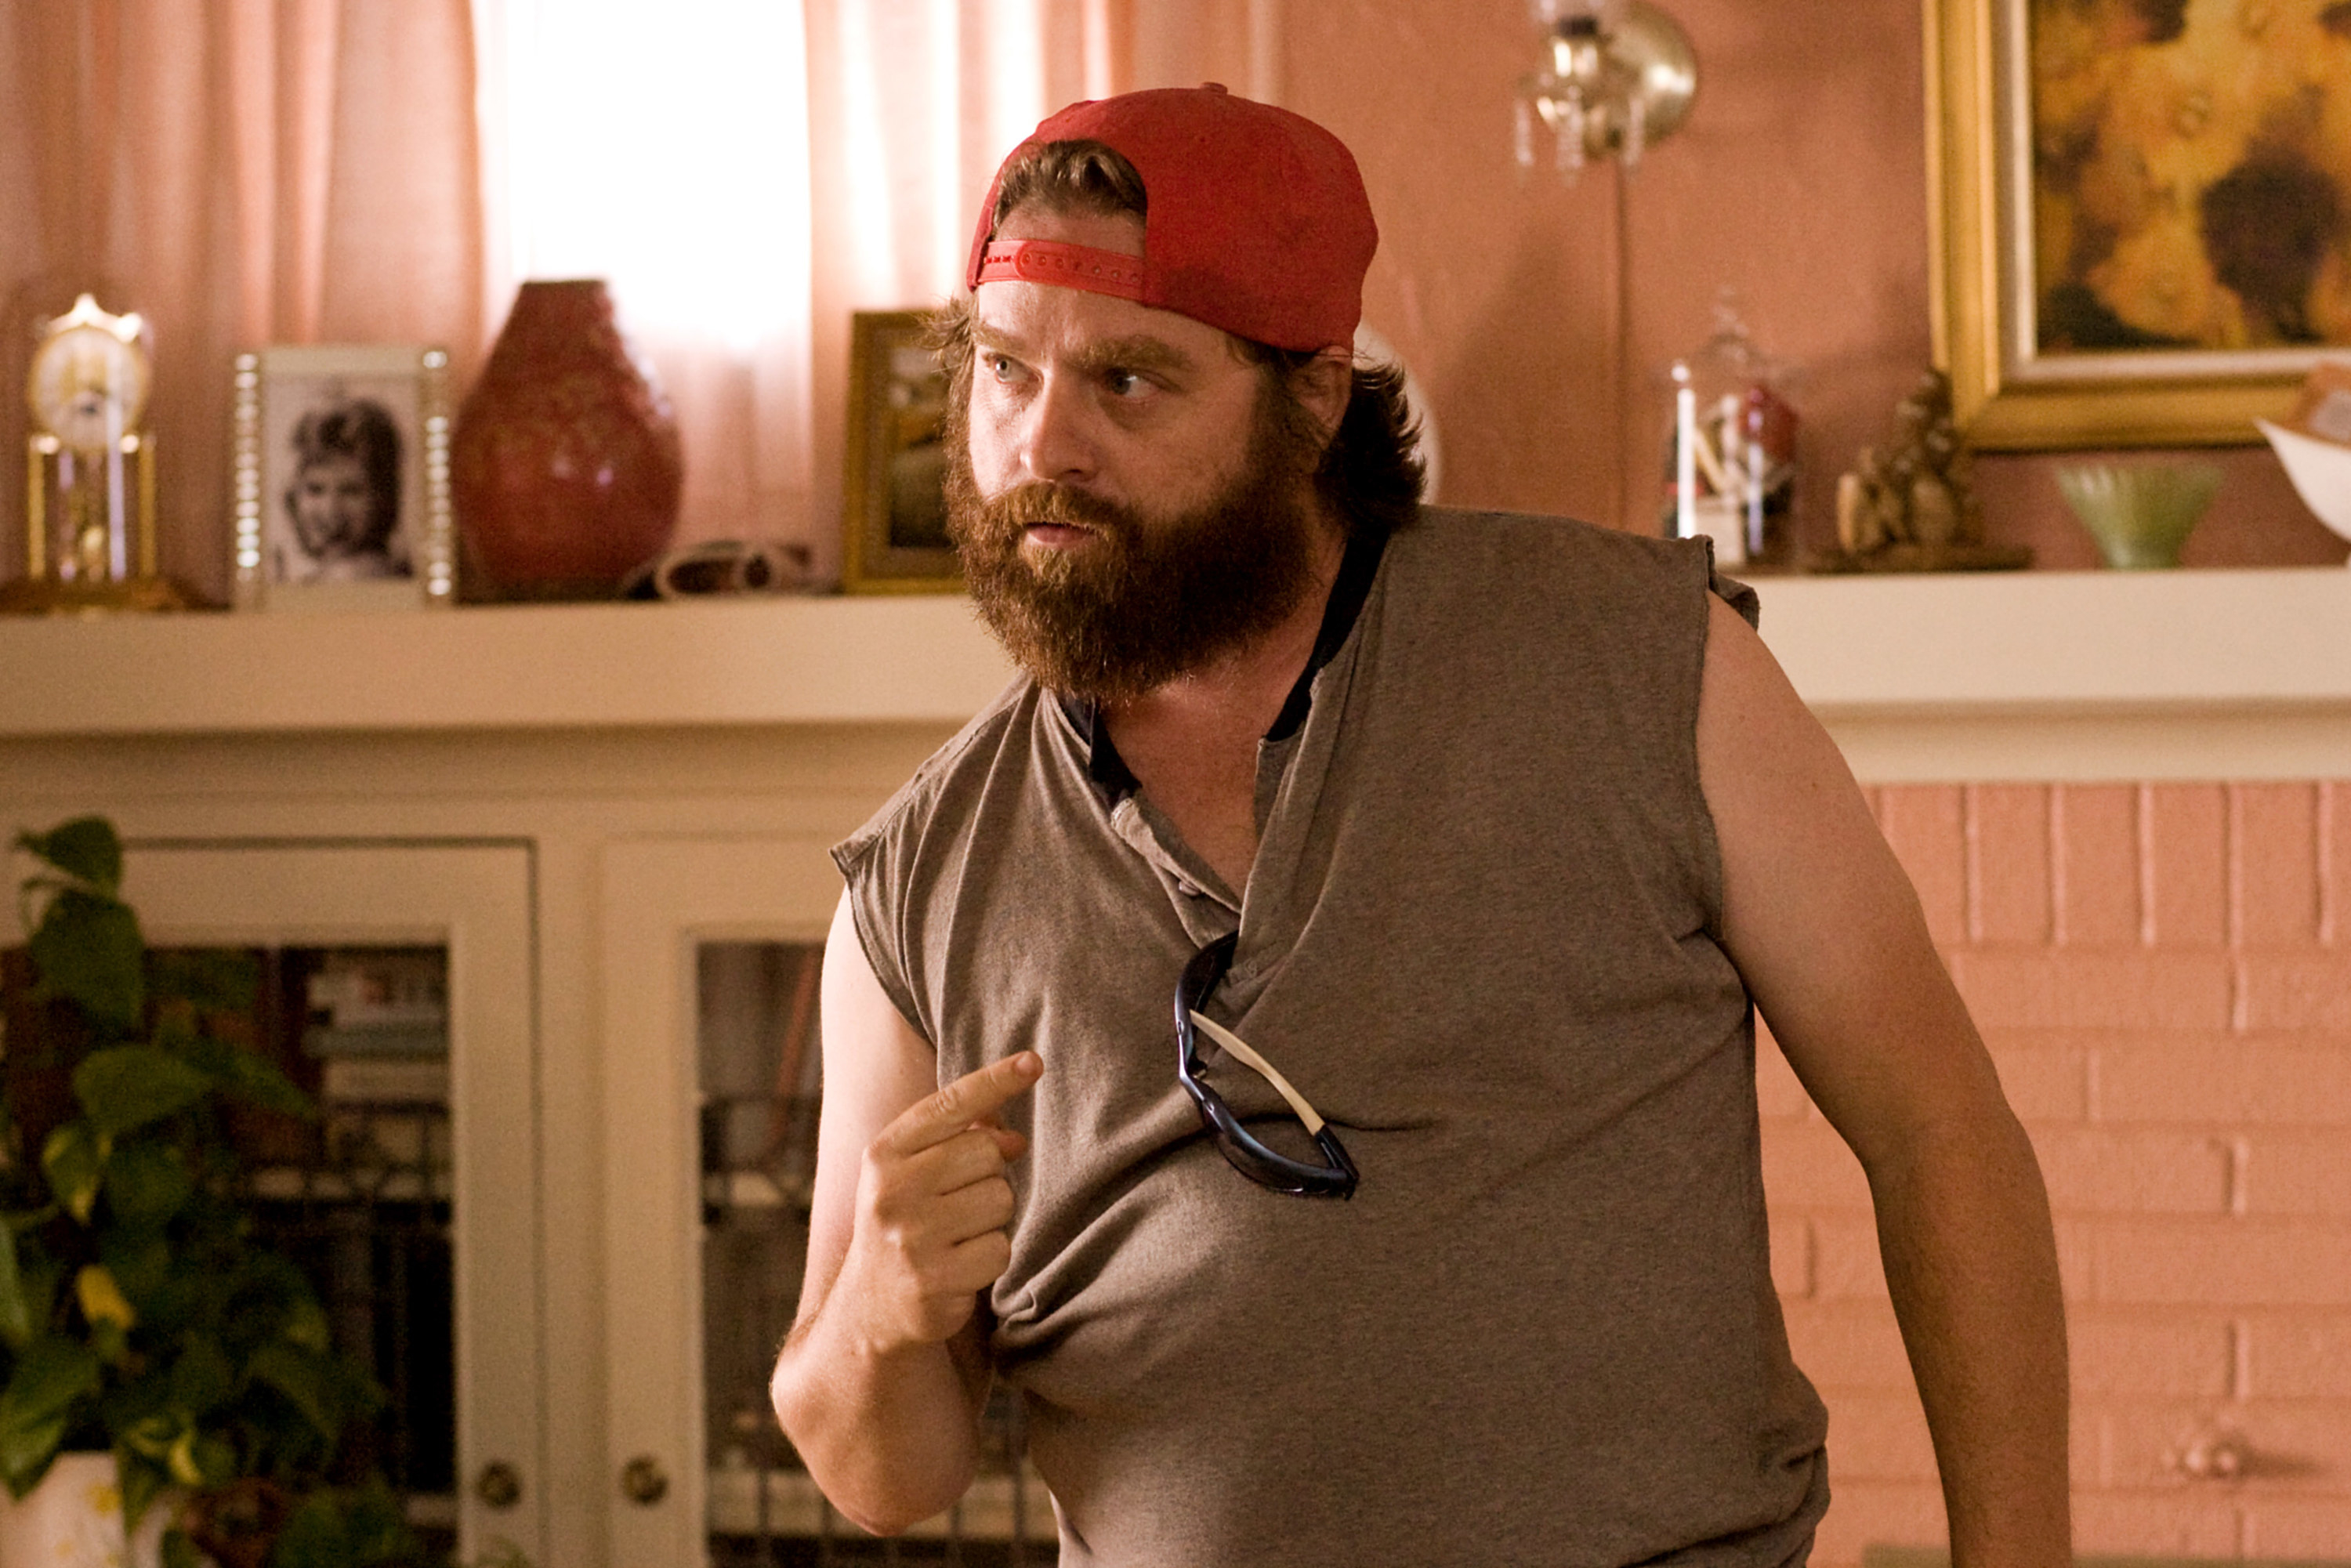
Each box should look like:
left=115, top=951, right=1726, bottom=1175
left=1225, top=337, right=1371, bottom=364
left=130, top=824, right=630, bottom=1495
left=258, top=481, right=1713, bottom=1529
left=116, top=844, right=543, bottom=1567
left=600, top=839, right=1053, bottom=1568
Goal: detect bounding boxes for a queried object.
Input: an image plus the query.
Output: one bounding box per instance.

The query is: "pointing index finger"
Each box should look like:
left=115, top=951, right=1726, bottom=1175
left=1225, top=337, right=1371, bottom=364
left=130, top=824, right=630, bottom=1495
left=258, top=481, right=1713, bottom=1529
left=882, top=1051, right=1041, bottom=1155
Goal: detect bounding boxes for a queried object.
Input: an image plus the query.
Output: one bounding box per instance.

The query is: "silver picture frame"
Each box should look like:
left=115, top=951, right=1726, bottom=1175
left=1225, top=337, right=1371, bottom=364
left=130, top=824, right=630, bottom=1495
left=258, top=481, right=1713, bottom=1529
left=232, top=344, right=453, bottom=610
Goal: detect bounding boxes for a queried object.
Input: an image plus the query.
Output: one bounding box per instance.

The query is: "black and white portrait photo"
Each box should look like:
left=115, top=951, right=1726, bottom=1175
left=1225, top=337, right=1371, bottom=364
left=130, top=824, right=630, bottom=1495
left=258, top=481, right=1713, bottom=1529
left=266, top=379, right=415, bottom=584
left=234, top=344, right=451, bottom=611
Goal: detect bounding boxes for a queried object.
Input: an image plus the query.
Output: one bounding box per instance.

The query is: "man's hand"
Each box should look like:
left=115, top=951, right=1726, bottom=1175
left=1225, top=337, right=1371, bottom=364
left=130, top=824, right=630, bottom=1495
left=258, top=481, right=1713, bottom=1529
left=835, top=1051, right=1041, bottom=1355
left=774, top=896, right=1040, bottom=1536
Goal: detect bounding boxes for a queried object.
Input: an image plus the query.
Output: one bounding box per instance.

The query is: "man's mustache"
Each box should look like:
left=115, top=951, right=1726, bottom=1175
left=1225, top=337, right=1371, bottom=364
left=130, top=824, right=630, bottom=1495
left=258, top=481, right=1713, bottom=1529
left=973, top=482, right=1134, bottom=538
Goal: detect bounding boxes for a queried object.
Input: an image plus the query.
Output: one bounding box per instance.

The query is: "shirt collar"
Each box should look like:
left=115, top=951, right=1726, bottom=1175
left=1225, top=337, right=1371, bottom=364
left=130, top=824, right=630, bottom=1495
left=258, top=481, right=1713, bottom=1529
left=1062, top=524, right=1389, bottom=803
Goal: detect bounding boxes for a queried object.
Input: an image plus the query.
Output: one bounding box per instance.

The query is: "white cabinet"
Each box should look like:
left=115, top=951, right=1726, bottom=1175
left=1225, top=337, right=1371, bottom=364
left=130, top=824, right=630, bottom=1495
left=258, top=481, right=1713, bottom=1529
left=0, top=598, right=985, bottom=1568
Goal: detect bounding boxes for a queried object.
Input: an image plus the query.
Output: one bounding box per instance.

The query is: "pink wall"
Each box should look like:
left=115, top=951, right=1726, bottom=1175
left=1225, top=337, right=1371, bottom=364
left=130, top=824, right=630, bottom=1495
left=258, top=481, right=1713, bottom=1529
left=1278, top=15, right=2351, bottom=1549
left=1283, top=0, right=2349, bottom=567
left=1764, top=783, right=2351, bottom=1562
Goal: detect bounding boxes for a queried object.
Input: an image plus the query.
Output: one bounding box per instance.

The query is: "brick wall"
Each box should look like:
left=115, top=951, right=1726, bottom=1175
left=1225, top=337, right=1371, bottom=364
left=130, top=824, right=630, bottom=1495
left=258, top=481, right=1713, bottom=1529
left=1766, top=783, right=2351, bottom=1563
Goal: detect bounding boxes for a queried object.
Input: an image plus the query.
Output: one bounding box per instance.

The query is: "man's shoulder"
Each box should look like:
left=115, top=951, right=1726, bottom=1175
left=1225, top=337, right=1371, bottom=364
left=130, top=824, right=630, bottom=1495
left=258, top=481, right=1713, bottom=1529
left=1382, top=505, right=1751, bottom=622
left=831, top=671, right=1050, bottom=875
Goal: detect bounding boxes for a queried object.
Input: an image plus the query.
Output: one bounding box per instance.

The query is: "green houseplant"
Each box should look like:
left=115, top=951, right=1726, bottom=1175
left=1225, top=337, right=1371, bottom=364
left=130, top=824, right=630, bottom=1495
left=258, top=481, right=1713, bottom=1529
left=2, top=818, right=422, bottom=1568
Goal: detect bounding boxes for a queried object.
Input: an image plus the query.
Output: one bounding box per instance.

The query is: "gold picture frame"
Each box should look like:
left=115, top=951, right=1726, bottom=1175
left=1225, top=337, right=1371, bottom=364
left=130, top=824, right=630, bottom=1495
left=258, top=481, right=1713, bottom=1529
left=841, top=311, right=960, bottom=593
left=1927, top=0, right=2344, bottom=450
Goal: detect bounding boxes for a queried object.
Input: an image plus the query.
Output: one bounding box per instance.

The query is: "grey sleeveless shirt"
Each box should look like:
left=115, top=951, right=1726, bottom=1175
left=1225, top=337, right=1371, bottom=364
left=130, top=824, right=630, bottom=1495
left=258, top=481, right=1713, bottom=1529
left=833, top=508, right=1829, bottom=1567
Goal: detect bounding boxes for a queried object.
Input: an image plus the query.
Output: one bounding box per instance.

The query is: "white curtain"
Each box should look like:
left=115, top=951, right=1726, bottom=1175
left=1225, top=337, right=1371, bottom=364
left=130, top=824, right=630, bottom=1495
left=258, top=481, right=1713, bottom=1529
left=0, top=1, right=484, bottom=606
left=0, top=2, right=1270, bottom=600
left=474, top=0, right=1172, bottom=583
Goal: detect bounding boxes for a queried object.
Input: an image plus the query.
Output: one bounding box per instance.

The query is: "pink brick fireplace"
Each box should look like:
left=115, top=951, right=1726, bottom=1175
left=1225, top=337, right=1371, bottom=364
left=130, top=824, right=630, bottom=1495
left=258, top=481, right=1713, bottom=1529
left=1766, top=781, right=2351, bottom=1563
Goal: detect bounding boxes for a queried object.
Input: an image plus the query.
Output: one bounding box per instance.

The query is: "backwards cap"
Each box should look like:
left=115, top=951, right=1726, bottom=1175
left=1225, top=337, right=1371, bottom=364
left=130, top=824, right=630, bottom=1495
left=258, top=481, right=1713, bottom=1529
left=966, top=85, right=1378, bottom=353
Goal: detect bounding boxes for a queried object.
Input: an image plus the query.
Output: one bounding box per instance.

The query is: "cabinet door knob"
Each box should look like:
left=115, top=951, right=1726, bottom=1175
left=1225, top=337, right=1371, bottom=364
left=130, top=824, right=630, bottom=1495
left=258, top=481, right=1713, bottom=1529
left=621, top=1455, right=670, bottom=1506
left=475, top=1461, right=523, bottom=1509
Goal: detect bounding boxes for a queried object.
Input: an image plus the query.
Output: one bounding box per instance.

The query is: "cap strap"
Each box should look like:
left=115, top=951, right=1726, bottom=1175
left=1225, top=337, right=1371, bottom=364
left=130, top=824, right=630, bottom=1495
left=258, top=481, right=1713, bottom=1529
left=976, top=239, right=1150, bottom=301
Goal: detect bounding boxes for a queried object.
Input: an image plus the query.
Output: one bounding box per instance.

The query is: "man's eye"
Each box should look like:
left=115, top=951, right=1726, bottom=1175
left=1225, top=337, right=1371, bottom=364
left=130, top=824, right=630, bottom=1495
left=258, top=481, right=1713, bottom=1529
left=1104, top=369, right=1148, bottom=398
left=985, top=354, right=1020, bottom=381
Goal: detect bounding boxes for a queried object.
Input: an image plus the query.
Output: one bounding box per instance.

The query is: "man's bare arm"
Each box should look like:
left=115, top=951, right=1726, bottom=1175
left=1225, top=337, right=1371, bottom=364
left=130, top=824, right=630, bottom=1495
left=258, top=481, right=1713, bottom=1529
left=1697, top=596, right=2070, bottom=1568
left=770, top=893, right=1040, bottom=1535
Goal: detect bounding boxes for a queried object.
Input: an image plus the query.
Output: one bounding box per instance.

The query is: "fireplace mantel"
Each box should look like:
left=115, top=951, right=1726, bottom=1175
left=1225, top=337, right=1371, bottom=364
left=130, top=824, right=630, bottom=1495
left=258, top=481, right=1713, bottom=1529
left=2, top=567, right=2346, bottom=782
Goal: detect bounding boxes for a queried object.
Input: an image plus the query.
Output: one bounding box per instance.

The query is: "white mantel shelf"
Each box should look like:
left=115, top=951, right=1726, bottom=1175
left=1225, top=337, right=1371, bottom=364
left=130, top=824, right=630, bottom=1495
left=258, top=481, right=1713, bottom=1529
left=2, top=568, right=2348, bottom=781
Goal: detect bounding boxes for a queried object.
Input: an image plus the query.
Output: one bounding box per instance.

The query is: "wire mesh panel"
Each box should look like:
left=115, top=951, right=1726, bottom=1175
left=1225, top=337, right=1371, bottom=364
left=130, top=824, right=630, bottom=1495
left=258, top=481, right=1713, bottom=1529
left=697, top=942, right=1056, bottom=1568
left=239, top=946, right=462, bottom=1558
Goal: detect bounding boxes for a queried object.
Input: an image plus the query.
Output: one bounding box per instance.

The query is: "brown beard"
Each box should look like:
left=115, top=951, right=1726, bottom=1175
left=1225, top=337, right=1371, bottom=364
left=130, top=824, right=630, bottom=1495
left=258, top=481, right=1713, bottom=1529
left=943, top=386, right=1328, bottom=703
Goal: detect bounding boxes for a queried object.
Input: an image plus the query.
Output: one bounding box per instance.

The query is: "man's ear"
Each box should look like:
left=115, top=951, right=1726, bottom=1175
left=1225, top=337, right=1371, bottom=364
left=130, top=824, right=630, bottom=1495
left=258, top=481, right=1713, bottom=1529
left=1290, top=346, right=1354, bottom=448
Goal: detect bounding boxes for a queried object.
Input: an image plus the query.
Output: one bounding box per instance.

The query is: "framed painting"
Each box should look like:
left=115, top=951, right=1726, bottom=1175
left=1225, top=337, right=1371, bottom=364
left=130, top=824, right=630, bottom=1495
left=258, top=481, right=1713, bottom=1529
left=230, top=345, right=454, bottom=611
left=1928, top=0, right=2351, bottom=448
left=841, top=311, right=961, bottom=594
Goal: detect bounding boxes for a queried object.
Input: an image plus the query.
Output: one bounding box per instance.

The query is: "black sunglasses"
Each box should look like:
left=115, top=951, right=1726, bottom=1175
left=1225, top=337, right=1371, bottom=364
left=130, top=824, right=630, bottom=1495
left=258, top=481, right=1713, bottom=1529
left=1173, top=932, right=1358, bottom=1199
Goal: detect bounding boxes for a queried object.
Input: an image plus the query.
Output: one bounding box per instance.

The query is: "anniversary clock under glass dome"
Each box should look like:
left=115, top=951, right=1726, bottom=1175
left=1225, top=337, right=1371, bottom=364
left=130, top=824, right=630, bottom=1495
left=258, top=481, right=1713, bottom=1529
left=2, top=293, right=188, bottom=614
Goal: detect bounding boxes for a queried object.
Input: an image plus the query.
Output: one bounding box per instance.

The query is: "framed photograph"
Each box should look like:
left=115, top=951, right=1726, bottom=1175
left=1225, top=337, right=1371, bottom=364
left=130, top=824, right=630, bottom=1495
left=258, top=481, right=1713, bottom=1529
left=842, top=311, right=960, bottom=593
left=231, top=345, right=453, bottom=610
left=1928, top=0, right=2349, bottom=449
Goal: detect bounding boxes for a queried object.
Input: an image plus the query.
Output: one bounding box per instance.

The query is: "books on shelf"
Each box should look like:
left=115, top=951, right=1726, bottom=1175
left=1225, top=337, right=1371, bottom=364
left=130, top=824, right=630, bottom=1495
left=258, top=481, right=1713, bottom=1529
left=304, top=949, right=448, bottom=1065
left=320, top=1056, right=451, bottom=1106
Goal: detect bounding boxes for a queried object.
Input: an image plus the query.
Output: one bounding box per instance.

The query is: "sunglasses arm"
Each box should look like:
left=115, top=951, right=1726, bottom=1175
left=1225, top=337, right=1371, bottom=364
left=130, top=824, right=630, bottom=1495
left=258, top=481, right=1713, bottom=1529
left=1186, top=1009, right=1330, bottom=1133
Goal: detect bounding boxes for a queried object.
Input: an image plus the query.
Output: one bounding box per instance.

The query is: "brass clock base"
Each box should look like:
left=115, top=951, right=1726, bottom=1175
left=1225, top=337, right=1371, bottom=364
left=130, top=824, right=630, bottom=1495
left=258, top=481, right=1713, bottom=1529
left=0, top=575, right=195, bottom=616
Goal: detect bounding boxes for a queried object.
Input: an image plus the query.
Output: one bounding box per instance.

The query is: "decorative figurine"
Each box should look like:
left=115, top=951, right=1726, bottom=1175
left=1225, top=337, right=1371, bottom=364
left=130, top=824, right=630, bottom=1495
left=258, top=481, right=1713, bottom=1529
left=2, top=293, right=190, bottom=613
left=1663, top=292, right=1801, bottom=570
left=1817, top=368, right=2031, bottom=573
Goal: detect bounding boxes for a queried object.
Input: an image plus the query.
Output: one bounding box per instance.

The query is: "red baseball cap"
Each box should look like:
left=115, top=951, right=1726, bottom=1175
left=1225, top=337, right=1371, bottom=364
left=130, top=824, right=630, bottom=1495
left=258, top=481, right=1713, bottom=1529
left=966, top=85, right=1378, bottom=353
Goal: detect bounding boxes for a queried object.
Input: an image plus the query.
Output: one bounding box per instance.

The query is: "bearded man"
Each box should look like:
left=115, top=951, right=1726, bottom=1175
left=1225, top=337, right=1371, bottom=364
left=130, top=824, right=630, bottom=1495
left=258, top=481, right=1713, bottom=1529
left=771, top=85, right=2070, bottom=1568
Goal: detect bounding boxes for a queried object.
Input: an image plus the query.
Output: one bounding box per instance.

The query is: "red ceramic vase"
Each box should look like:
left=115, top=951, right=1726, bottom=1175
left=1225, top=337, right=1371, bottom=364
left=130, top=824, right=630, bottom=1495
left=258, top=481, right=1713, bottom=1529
left=451, top=280, right=683, bottom=599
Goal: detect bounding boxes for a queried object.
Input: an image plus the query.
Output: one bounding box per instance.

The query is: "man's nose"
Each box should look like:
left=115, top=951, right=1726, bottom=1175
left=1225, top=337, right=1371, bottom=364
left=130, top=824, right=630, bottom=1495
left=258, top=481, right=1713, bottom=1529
left=1016, top=374, right=1097, bottom=486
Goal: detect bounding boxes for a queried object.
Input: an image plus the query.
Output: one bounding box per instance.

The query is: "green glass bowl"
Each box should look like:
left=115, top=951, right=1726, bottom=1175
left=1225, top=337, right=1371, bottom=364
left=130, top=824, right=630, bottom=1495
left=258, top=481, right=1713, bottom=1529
left=2055, top=462, right=2222, bottom=569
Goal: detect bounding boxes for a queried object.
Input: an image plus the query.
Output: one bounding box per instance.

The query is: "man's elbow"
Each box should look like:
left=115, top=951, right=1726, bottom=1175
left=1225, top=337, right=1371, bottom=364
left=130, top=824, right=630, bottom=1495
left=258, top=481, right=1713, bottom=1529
left=1861, top=1091, right=2050, bottom=1216
left=806, top=1458, right=978, bottom=1541
left=768, top=1345, right=977, bottom=1538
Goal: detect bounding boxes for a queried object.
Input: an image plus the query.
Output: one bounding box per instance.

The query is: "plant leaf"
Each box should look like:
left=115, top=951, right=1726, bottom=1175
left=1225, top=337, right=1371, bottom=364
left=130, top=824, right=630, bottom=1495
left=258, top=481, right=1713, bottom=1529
left=178, top=1028, right=313, bottom=1119
left=74, top=1265, right=137, bottom=1334
left=89, top=1318, right=129, bottom=1367
left=283, top=1298, right=331, bottom=1354
left=0, top=1335, right=100, bottom=1490
left=0, top=1226, right=33, bottom=1350
left=340, top=1479, right=422, bottom=1563
left=168, top=1340, right=234, bottom=1416
left=246, top=1342, right=341, bottom=1440
left=102, top=1143, right=193, bottom=1229
left=2, top=1336, right=102, bottom=1422
left=118, top=1445, right=168, bottom=1534
left=96, top=1233, right=172, bottom=1318
left=74, top=1046, right=212, bottom=1139
left=212, top=1045, right=313, bottom=1120
left=270, top=1490, right=350, bottom=1568
left=26, top=888, right=143, bottom=1031
left=19, top=818, right=123, bottom=893
left=147, top=949, right=259, bottom=1015
left=13, top=1255, right=61, bottom=1342
left=41, top=1123, right=107, bottom=1225
left=161, top=1528, right=205, bottom=1568
left=122, top=1412, right=179, bottom=1459
left=0, top=1409, right=67, bottom=1499
left=165, top=1426, right=204, bottom=1486
left=189, top=1432, right=234, bottom=1488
